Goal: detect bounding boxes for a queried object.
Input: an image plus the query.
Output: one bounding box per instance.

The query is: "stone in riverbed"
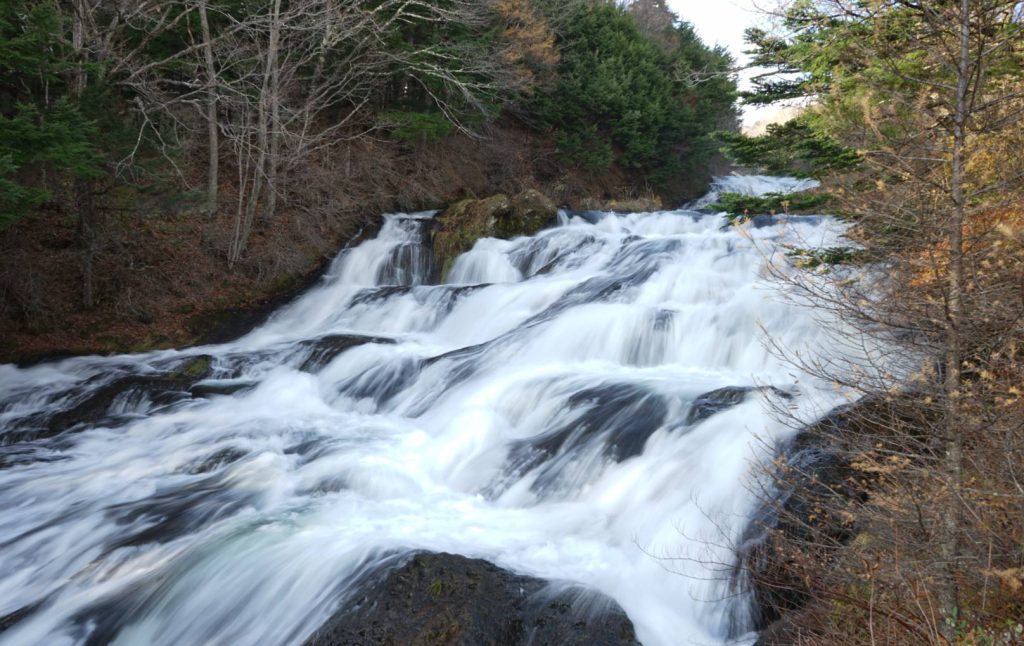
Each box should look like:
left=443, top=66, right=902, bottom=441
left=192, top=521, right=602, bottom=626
left=4, top=354, right=219, bottom=442
left=431, top=190, right=558, bottom=281
left=298, top=334, right=395, bottom=372
left=304, top=552, right=640, bottom=646
left=685, top=385, right=793, bottom=426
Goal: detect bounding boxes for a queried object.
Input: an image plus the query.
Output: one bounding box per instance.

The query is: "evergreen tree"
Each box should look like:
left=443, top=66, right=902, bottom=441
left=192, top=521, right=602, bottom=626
left=0, top=2, right=102, bottom=225
left=538, top=4, right=737, bottom=187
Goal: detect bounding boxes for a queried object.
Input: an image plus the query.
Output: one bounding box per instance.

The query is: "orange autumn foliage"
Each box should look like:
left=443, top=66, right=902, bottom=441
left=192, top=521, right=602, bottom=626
left=906, top=204, right=1024, bottom=288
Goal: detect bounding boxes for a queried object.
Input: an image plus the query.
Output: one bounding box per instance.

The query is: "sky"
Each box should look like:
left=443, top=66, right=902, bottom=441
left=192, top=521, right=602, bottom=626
left=666, top=0, right=792, bottom=131
left=667, top=0, right=763, bottom=64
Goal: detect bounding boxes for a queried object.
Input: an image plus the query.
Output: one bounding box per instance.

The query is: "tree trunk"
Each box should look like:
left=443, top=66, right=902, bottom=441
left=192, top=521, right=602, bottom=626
left=72, top=0, right=98, bottom=309
left=228, top=0, right=280, bottom=265
left=77, top=177, right=99, bottom=309
left=229, top=112, right=252, bottom=267
left=265, top=7, right=281, bottom=221
left=937, top=0, right=971, bottom=639
left=198, top=0, right=219, bottom=213
left=71, top=0, right=87, bottom=96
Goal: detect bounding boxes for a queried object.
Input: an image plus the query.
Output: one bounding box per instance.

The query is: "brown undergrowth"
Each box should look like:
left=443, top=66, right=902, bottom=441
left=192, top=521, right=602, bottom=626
left=746, top=199, right=1024, bottom=645
left=0, top=122, right=694, bottom=363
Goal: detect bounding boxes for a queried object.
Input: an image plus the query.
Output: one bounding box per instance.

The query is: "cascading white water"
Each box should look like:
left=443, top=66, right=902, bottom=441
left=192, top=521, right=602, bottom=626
left=0, top=177, right=853, bottom=646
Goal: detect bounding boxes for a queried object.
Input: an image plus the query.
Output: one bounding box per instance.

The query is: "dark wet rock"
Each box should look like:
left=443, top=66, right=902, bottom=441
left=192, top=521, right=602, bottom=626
left=0, top=444, right=69, bottom=470
left=686, top=386, right=793, bottom=426
left=539, top=265, right=658, bottom=318
left=299, top=476, right=348, bottom=496
left=185, top=447, right=248, bottom=475
left=7, top=357, right=217, bottom=442
left=284, top=436, right=347, bottom=466
left=438, top=284, right=491, bottom=312
left=544, top=383, right=666, bottom=463
left=351, top=285, right=489, bottom=316
left=508, top=236, right=552, bottom=276
left=730, top=402, right=872, bottom=639
left=72, top=574, right=176, bottom=646
left=350, top=286, right=415, bottom=307
left=421, top=340, right=489, bottom=369
left=531, top=239, right=678, bottom=317
left=685, top=386, right=754, bottom=425
left=106, top=475, right=255, bottom=549
left=746, top=214, right=827, bottom=229
left=531, top=258, right=560, bottom=276
left=0, top=602, right=39, bottom=635
left=298, top=335, right=394, bottom=372
left=168, top=355, right=215, bottom=380
left=210, top=348, right=282, bottom=380
left=491, top=383, right=667, bottom=499
left=188, top=380, right=256, bottom=398
left=610, top=237, right=679, bottom=266
left=335, top=356, right=424, bottom=408
left=304, top=552, right=639, bottom=646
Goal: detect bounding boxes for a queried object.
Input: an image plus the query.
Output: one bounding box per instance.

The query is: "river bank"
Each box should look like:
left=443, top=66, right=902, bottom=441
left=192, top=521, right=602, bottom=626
left=0, top=123, right=695, bottom=365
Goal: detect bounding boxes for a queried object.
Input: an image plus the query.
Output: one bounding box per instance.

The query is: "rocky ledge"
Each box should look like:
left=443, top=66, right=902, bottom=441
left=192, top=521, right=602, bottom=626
left=304, top=552, right=640, bottom=646
left=431, top=190, right=558, bottom=280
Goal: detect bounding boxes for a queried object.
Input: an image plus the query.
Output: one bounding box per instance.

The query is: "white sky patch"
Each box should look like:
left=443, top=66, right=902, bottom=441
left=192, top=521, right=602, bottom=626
left=666, top=0, right=798, bottom=131
left=667, top=0, right=762, bottom=60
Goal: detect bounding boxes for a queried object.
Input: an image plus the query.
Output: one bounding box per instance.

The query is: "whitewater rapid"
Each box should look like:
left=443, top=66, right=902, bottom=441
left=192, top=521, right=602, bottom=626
left=0, top=176, right=852, bottom=645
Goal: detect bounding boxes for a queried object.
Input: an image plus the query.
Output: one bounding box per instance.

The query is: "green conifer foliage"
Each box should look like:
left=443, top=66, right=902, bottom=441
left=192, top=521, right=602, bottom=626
left=0, top=2, right=102, bottom=225
left=538, top=4, right=737, bottom=184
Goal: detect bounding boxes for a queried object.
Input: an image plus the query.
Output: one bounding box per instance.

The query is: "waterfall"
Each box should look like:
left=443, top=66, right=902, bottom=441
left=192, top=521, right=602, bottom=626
left=0, top=178, right=853, bottom=646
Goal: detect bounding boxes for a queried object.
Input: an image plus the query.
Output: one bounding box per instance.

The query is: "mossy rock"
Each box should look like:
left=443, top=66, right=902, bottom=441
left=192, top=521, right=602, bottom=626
left=170, top=354, right=214, bottom=380
left=501, top=189, right=558, bottom=237
left=577, top=196, right=663, bottom=212
left=432, top=190, right=557, bottom=280
left=433, top=194, right=510, bottom=274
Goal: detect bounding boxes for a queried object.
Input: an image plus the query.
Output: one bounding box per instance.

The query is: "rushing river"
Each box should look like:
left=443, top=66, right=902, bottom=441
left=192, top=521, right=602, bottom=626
left=0, top=176, right=850, bottom=645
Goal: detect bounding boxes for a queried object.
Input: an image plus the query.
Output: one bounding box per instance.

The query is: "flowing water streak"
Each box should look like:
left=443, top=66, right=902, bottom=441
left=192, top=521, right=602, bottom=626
left=0, top=177, right=852, bottom=646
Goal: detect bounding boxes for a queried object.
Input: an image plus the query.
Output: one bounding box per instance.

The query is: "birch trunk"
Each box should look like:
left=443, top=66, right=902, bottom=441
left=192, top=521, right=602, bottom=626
left=198, top=0, right=219, bottom=213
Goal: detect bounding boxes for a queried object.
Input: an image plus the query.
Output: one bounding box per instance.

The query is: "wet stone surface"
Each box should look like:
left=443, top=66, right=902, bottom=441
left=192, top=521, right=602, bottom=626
left=305, top=552, right=640, bottom=646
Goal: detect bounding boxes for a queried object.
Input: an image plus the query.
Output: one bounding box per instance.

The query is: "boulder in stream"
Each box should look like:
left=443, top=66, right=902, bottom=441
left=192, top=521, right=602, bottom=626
left=304, top=552, right=640, bottom=646
left=432, top=190, right=558, bottom=280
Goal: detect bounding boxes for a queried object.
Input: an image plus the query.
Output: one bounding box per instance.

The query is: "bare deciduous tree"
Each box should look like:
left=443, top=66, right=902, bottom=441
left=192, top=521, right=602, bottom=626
left=732, top=1, right=1024, bottom=643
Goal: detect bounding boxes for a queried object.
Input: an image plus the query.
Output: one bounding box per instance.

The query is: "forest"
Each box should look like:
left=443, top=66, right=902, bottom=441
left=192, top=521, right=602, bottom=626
left=0, top=0, right=736, bottom=359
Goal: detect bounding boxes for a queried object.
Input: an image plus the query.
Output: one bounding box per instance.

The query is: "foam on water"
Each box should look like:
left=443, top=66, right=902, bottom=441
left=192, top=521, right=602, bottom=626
left=0, top=178, right=853, bottom=646
left=689, top=174, right=821, bottom=210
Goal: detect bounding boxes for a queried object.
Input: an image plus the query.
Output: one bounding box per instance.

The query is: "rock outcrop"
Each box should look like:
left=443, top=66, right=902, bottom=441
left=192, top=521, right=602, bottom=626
left=305, top=552, right=640, bottom=646
left=432, top=190, right=558, bottom=280
left=730, top=401, right=885, bottom=640
left=576, top=195, right=664, bottom=213
left=2, top=354, right=217, bottom=445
